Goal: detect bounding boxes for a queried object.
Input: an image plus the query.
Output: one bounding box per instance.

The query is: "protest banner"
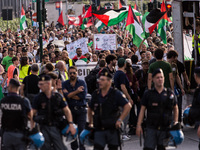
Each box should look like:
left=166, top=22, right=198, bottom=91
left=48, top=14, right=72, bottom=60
left=66, top=38, right=89, bottom=59
left=93, top=34, right=117, bottom=51
left=74, top=60, right=97, bottom=80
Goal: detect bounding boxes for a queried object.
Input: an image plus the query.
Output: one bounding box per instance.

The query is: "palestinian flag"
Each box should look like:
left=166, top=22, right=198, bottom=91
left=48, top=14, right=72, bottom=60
left=57, top=11, right=65, bottom=26
left=158, top=0, right=169, bottom=44
left=119, top=0, right=126, bottom=9
left=142, top=9, right=166, bottom=39
left=133, top=3, right=142, bottom=24
left=92, top=8, right=128, bottom=26
left=126, top=5, right=146, bottom=48
left=95, top=20, right=105, bottom=32
left=81, top=5, right=92, bottom=30
left=20, top=6, right=27, bottom=30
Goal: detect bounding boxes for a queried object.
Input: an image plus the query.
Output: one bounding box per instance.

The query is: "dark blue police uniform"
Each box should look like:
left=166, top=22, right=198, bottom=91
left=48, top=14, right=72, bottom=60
left=62, top=78, right=87, bottom=150
left=1, top=93, right=31, bottom=150
left=89, top=88, right=128, bottom=150
left=32, top=92, right=68, bottom=150
left=141, top=88, right=177, bottom=150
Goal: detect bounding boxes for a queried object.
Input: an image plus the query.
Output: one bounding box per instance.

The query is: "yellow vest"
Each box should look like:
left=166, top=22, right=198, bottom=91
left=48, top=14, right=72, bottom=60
left=65, top=71, right=68, bottom=80
left=192, top=34, right=200, bottom=54
left=56, top=59, right=73, bottom=67
left=19, top=65, right=30, bottom=83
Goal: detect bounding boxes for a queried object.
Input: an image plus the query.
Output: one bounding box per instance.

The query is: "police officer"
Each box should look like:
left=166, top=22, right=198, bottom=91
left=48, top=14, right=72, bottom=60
left=32, top=74, right=76, bottom=150
left=136, top=68, right=178, bottom=150
left=88, top=69, right=132, bottom=150
left=0, top=78, right=33, bottom=150
left=62, top=66, right=87, bottom=150
left=189, top=67, right=200, bottom=149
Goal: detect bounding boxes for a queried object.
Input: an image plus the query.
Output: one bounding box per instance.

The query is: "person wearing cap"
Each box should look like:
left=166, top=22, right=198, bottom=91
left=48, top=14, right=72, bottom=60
left=114, top=58, right=133, bottom=140
left=136, top=68, right=178, bottom=150
left=88, top=68, right=131, bottom=150
left=188, top=67, right=200, bottom=149
left=32, top=74, right=76, bottom=150
left=62, top=66, right=87, bottom=150
left=1, top=47, right=14, bottom=72
left=0, top=78, right=33, bottom=150
left=20, top=64, right=40, bottom=105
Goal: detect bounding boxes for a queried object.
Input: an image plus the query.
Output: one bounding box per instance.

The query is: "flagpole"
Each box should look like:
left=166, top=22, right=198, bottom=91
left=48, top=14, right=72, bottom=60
left=108, top=26, right=123, bottom=39
left=66, top=0, right=68, bottom=26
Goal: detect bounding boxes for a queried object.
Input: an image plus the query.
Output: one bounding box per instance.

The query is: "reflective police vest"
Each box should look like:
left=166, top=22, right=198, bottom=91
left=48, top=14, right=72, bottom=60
left=92, top=89, right=120, bottom=130
left=7, top=65, right=18, bottom=86
left=192, top=34, right=200, bottom=54
left=146, top=89, right=174, bottom=129
left=1, top=95, right=27, bottom=131
left=19, top=64, right=30, bottom=83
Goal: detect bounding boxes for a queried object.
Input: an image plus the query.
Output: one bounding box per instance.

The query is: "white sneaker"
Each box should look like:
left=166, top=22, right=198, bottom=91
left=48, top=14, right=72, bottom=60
left=122, top=135, right=131, bottom=141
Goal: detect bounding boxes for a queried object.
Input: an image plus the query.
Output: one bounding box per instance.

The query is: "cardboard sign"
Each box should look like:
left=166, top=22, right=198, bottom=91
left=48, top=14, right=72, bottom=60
left=93, top=34, right=117, bottom=51
left=66, top=38, right=89, bottom=59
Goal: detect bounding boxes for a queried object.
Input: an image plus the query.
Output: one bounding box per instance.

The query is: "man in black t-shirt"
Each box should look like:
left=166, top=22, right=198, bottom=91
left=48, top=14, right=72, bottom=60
left=20, top=64, right=40, bottom=105
left=105, top=54, right=117, bottom=77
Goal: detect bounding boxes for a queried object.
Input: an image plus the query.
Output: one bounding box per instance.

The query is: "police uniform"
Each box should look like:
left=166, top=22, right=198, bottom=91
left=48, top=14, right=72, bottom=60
left=189, top=67, right=200, bottom=149
left=141, top=88, right=177, bottom=150
left=89, top=71, right=129, bottom=150
left=0, top=79, right=31, bottom=150
left=32, top=75, right=68, bottom=150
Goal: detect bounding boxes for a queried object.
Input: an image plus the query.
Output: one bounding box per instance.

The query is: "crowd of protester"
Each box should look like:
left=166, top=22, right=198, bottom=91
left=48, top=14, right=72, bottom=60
left=0, top=21, right=190, bottom=141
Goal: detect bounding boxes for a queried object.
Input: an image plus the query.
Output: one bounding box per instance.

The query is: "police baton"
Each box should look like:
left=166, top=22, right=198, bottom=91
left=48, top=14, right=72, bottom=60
left=140, top=131, right=142, bottom=147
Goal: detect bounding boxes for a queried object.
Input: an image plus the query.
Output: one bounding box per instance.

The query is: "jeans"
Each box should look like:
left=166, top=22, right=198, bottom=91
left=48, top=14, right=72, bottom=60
left=70, top=107, right=87, bottom=150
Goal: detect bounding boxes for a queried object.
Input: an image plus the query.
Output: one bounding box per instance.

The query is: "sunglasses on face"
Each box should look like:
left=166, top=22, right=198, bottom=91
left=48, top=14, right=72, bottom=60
left=69, top=72, right=76, bottom=75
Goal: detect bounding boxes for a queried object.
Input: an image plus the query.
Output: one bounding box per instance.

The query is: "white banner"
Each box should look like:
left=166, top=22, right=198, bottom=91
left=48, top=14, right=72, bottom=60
left=75, top=60, right=97, bottom=80
left=183, top=34, right=193, bottom=60
left=93, top=34, right=117, bottom=51
left=66, top=38, right=89, bottom=59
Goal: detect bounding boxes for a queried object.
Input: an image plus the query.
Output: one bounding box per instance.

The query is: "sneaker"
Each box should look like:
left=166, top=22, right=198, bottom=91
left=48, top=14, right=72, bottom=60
left=122, top=135, right=131, bottom=141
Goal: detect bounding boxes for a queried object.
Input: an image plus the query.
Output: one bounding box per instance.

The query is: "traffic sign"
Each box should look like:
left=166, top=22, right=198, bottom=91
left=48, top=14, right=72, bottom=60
left=32, top=12, right=37, bottom=22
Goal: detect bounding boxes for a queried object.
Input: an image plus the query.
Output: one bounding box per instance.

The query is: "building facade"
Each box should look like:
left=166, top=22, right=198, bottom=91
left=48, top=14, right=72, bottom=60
left=0, top=0, right=32, bottom=19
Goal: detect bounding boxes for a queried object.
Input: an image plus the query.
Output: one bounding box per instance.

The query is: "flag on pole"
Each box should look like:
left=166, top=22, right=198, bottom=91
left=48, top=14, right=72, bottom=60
left=141, top=9, right=166, bottom=39
left=20, top=6, right=27, bottom=30
left=92, top=8, right=128, bottom=26
left=81, top=5, right=92, bottom=30
left=95, top=20, right=105, bottom=32
left=57, top=11, right=65, bottom=26
left=158, top=0, right=169, bottom=44
left=126, top=5, right=146, bottom=48
left=133, top=3, right=142, bottom=24
left=119, top=0, right=126, bottom=9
